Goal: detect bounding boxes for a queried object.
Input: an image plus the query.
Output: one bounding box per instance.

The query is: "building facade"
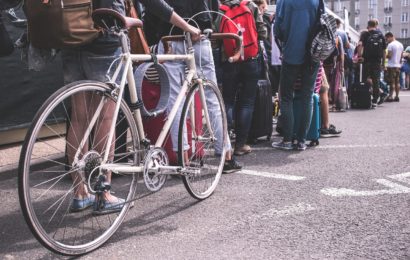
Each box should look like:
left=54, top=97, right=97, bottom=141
left=326, top=0, right=410, bottom=40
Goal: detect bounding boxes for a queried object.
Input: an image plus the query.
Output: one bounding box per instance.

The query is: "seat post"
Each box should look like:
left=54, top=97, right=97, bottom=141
left=119, top=31, right=130, bottom=54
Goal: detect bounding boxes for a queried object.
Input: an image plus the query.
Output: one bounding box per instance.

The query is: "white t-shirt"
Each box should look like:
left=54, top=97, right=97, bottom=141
left=271, top=23, right=282, bottom=66
left=387, top=40, right=404, bottom=68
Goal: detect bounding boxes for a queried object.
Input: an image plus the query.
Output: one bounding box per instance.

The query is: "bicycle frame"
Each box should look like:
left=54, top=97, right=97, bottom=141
left=73, top=30, right=214, bottom=175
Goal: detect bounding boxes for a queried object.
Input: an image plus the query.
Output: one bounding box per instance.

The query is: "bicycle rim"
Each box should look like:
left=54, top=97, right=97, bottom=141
left=18, top=81, right=139, bottom=255
left=179, top=81, right=227, bottom=200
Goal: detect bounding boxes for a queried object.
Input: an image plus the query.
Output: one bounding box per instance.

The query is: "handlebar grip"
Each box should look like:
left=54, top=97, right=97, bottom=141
left=210, top=33, right=242, bottom=63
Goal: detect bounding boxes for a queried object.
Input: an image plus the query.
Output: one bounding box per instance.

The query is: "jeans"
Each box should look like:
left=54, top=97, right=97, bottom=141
left=364, top=62, right=381, bottom=102
left=159, top=39, right=231, bottom=154
left=222, top=58, right=260, bottom=147
left=279, top=61, right=319, bottom=143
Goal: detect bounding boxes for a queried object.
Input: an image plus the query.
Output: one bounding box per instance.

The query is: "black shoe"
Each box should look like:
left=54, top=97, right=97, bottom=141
left=320, top=124, right=341, bottom=137
left=295, top=142, right=307, bottom=151
left=378, top=93, right=388, bottom=105
left=394, top=96, right=400, bottom=102
left=223, top=158, right=242, bottom=174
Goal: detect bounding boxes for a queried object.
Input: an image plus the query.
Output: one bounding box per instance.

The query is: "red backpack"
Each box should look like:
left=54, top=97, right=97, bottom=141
left=219, top=1, right=259, bottom=61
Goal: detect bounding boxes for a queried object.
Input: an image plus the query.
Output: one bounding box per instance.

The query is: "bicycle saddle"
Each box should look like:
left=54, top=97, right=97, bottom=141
left=92, top=8, right=143, bottom=30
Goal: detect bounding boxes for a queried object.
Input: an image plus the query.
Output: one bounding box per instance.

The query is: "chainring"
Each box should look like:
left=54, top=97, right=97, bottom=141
left=143, top=147, right=169, bottom=192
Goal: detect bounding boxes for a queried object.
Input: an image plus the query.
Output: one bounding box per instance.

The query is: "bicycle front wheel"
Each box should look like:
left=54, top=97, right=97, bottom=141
left=178, top=81, right=227, bottom=200
left=18, top=81, right=140, bottom=255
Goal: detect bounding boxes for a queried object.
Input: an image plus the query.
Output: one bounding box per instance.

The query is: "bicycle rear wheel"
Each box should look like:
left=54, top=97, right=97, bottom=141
left=178, top=81, right=227, bottom=200
left=18, top=81, right=140, bottom=255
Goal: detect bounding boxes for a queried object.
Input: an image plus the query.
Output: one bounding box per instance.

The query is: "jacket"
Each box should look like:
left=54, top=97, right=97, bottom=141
left=274, top=0, right=319, bottom=65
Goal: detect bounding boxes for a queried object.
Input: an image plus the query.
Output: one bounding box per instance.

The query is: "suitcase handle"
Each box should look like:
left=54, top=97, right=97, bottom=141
left=359, top=63, right=363, bottom=83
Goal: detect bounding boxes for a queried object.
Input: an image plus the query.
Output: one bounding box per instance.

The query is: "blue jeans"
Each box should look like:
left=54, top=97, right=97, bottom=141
left=159, top=39, right=231, bottom=154
left=222, top=58, right=260, bottom=147
left=279, top=61, right=319, bottom=143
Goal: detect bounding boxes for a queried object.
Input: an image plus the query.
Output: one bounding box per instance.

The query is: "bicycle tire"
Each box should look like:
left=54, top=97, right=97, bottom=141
left=178, top=81, right=227, bottom=200
left=18, top=81, right=139, bottom=255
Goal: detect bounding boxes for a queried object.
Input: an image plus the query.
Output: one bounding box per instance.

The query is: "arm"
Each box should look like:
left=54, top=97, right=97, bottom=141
left=138, top=0, right=200, bottom=38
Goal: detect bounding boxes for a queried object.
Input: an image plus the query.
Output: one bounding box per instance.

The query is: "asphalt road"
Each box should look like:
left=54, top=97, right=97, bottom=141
left=1, top=94, right=410, bottom=260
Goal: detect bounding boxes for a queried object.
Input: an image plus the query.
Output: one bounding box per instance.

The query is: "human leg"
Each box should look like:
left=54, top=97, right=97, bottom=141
left=294, top=62, right=319, bottom=143
left=234, top=59, right=260, bottom=151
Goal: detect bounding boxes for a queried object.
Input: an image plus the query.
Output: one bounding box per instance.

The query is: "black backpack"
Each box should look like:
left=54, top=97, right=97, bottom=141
left=364, top=31, right=384, bottom=60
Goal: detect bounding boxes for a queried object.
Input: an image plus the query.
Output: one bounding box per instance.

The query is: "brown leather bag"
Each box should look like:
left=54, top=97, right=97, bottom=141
left=25, top=0, right=99, bottom=49
left=125, top=0, right=149, bottom=54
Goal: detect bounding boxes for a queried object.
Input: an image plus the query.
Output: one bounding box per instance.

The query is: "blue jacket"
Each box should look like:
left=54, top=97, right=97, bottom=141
left=274, top=0, right=319, bottom=65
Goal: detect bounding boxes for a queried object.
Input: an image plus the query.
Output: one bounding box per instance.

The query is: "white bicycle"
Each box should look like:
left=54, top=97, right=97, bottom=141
left=18, top=9, right=241, bottom=255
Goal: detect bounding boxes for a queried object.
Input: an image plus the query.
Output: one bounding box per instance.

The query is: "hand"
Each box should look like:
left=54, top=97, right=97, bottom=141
left=187, top=25, right=201, bottom=42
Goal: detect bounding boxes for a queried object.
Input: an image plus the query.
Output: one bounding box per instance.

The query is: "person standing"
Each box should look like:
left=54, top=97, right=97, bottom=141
left=384, top=32, right=404, bottom=102
left=219, top=0, right=267, bottom=156
left=357, top=19, right=387, bottom=108
left=272, top=0, right=320, bottom=151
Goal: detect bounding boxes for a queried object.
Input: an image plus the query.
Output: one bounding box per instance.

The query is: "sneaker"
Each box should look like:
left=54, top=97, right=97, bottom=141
left=70, top=195, right=96, bottom=213
left=320, top=124, right=341, bottom=137
left=234, top=144, right=251, bottom=156
left=378, top=93, right=388, bottom=105
left=223, top=158, right=242, bottom=174
left=295, top=142, right=307, bottom=151
left=371, top=102, right=377, bottom=108
left=394, top=96, right=400, bottom=102
left=272, top=141, right=293, bottom=151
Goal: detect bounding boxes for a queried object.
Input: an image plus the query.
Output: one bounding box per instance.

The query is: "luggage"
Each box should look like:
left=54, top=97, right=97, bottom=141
left=248, top=78, right=273, bottom=141
left=0, top=15, right=14, bottom=57
left=350, top=64, right=372, bottom=109
left=25, top=0, right=99, bottom=49
left=293, top=92, right=321, bottom=146
left=248, top=48, right=273, bottom=142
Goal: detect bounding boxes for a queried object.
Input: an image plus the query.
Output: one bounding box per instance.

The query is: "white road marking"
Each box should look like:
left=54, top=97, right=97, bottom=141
left=240, top=169, right=305, bottom=181
left=388, top=172, right=410, bottom=185
left=250, top=143, right=410, bottom=151
left=316, top=144, right=410, bottom=149
left=321, top=179, right=410, bottom=197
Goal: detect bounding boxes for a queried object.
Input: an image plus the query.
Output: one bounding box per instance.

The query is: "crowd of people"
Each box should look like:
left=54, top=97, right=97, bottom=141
left=8, top=0, right=408, bottom=213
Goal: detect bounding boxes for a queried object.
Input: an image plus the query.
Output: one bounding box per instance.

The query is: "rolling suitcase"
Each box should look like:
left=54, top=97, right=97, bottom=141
left=293, top=92, right=321, bottom=146
left=248, top=48, right=273, bottom=142
left=351, top=63, right=372, bottom=109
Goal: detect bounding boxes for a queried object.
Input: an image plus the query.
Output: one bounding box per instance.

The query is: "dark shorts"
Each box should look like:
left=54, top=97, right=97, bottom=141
left=385, top=67, right=400, bottom=86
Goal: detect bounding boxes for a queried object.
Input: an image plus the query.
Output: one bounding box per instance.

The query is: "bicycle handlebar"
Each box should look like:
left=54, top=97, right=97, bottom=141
left=160, top=32, right=243, bottom=63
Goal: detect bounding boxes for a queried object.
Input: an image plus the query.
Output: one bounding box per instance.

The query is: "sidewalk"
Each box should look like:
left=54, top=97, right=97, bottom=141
left=0, top=138, right=64, bottom=174
left=0, top=144, right=22, bottom=173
